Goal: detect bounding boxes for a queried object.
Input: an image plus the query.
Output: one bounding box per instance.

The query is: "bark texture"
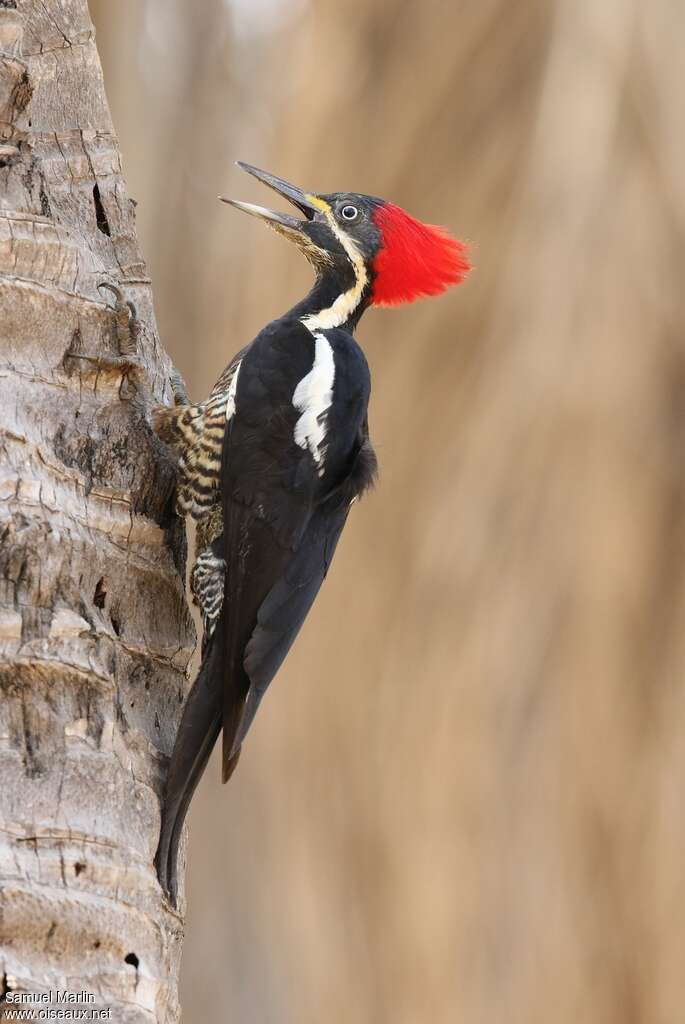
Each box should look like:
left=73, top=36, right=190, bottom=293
left=0, top=2, right=193, bottom=1019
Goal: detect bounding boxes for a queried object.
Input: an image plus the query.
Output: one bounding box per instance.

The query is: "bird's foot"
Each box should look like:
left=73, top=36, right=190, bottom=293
left=98, top=281, right=141, bottom=358
left=62, top=283, right=145, bottom=393
left=95, top=281, right=149, bottom=401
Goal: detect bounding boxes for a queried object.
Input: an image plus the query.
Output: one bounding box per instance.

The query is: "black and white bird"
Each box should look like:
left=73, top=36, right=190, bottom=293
left=154, top=162, right=470, bottom=901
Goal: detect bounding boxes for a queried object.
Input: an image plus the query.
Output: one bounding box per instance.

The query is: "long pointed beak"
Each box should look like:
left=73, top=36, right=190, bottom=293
left=219, top=161, right=321, bottom=232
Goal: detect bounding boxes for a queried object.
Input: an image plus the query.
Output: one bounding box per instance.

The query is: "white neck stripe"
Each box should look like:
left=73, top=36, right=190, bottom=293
left=301, top=213, right=368, bottom=332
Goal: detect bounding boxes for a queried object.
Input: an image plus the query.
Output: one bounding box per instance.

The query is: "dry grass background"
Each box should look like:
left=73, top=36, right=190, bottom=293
left=90, top=1, right=685, bottom=1021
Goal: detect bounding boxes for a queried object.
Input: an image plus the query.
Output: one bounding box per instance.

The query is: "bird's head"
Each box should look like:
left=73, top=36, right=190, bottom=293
left=220, top=162, right=470, bottom=329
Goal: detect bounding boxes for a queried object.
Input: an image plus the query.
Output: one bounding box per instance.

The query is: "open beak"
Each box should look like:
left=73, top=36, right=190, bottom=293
left=219, top=162, right=321, bottom=238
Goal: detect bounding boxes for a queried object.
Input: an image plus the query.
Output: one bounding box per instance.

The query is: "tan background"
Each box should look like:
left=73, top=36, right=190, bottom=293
left=89, top=2, right=685, bottom=1022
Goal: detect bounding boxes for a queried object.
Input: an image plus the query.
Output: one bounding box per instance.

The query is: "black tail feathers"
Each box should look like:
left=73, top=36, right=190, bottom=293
left=155, top=632, right=223, bottom=904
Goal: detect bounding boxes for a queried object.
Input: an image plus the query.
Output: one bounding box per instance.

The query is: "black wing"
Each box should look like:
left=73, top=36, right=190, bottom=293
left=239, top=434, right=377, bottom=750
left=229, top=493, right=349, bottom=757
left=223, top=428, right=376, bottom=770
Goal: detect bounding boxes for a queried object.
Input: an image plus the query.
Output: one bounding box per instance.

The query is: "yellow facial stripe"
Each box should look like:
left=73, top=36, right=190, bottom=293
left=305, top=194, right=331, bottom=214
left=305, top=193, right=352, bottom=243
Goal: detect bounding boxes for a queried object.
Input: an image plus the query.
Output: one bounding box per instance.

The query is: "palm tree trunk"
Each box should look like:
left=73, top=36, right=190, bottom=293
left=0, top=2, right=193, bottom=1019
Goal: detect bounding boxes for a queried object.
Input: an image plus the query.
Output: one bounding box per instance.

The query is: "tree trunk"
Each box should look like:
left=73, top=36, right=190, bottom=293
left=0, top=2, right=193, bottom=1019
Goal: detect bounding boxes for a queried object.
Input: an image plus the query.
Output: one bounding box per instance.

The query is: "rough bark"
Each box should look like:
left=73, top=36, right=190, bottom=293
left=0, top=2, right=193, bottom=1019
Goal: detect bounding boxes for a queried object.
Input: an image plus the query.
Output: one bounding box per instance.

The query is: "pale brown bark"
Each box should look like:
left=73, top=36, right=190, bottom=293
left=0, top=2, right=193, bottom=1019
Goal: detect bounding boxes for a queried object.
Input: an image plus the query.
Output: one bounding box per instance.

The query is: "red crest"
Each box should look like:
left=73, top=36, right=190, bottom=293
left=371, top=203, right=470, bottom=306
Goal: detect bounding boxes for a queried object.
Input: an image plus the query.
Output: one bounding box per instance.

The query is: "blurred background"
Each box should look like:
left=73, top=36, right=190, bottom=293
left=90, top=2, right=685, bottom=1022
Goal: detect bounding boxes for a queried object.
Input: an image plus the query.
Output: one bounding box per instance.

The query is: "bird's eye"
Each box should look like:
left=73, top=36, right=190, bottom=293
left=340, top=205, right=359, bottom=221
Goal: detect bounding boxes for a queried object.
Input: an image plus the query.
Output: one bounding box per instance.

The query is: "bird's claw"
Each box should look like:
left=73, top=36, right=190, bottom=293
left=98, top=282, right=141, bottom=358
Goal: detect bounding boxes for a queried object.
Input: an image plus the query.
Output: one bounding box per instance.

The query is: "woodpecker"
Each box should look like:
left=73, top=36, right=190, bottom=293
left=154, top=162, right=469, bottom=901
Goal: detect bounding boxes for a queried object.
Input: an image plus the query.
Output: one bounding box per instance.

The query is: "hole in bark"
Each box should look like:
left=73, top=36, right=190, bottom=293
left=39, top=186, right=51, bottom=218
left=74, top=861, right=86, bottom=876
left=93, top=577, right=107, bottom=609
left=93, top=940, right=101, bottom=950
left=110, top=610, right=122, bottom=637
left=93, top=183, right=110, bottom=236
left=124, top=952, right=139, bottom=969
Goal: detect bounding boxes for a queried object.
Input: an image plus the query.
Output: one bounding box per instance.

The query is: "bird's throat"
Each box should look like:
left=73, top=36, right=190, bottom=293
left=291, top=268, right=370, bottom=334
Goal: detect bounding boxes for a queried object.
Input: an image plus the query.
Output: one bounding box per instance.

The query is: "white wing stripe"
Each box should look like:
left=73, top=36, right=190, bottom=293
left=225, top=360, right=241, bottom=420
left=292, top=333, right=335, bottom=474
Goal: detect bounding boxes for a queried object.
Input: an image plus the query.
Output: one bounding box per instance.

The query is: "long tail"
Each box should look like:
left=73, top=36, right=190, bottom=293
left=155, top=627, right=226, bottom=904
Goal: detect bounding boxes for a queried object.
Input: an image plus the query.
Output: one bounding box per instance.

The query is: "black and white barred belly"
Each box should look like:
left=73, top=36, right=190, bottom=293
left=174, top=356, right=242, bottom=517
left=155, top=354, right=242, bottom=639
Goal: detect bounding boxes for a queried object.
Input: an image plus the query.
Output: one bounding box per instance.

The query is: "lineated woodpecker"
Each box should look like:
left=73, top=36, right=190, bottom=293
left=154, top=162, right=470, bottom=902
